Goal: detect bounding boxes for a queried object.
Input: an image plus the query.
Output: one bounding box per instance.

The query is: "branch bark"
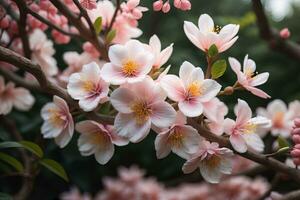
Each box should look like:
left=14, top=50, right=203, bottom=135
left=279, top=190, right=300, bottom=200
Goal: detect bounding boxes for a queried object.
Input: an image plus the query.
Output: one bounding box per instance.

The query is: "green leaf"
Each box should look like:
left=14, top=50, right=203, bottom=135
left=207, top=44, right=218, bottom=57
left=0, top=152, right=24, bottom=172
left=93, top=17, right=102, bottom=34
left=277, top=136, right=290, bottom=149
left=0, top=192, right=13, bottom=200
left=211, top=59, right=227, bottom=79
left=106, top=29, right=116, bottom=44
left=39, top=159, right=68, bottom=182
left=0, top=141, right=43, bottom=158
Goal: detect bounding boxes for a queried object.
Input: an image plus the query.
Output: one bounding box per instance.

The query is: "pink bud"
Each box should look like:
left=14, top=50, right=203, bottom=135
left=280, top=28, right=290, bottom=39
left=292, top=128, right=300, bottom=136
left=181, top=0, right=191, bottom=11
left=291, top=149, right=300, bottom=157
left=127, top=0, right=140, bottom=10
left=162, top=1, right=171, bottom=13
left=173, top=0, right=181, bottom=9
left=292, top=135, right=300, bottom=143
left=293, top=158, right=300, bottom=166
left=295, top=118, right=300, bottom=127
left=153, top=0, right=163, bottom=11
left=295, top=144, right=300, bottom=149
left=132, top=9, right=142, bottom=19
left=0, top=16, right=10, bottom=29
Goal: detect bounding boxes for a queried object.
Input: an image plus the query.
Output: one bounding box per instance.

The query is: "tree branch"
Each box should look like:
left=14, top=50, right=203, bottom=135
left=107, top=0, right=120, bottom=33
left=279, top=190, right=300, bottom=200
left=251, top=0, right=300, bottom=61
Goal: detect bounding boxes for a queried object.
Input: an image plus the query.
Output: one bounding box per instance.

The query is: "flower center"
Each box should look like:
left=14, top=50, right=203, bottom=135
left=90, top=131, right=107, bottom=145
left=213, top=25, right=222, bottom=34
left=48, top=109, right=65, bottom=127
left=83, top=81, right=94, bottom=92
left=187, top=81, right=203, bottom=97
left=273, top=112, right=284, bottom=128
left=206, top=155, right=221, bottom=168
left=169, top=128, right=184, bottom=148
left=122, top=60, right=139, bottom=77
left=131, top=101, right=152, bottom=124
left=242, top=122, right=257, bottom=134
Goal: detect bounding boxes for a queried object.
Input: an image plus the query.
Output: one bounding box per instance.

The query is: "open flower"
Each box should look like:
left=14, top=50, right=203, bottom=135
left=184, top=14, right=239, bottom=53
left=0, top=76, right=35, bottom=115
left=67, top=62, right=109, bottom=112
left=148, top=34, right=173, bottom=69
left=154, top=111, right=201, bottom=159
left=110, top=77, right=176, bottom=143
left=76, top=120, right=128, bottom=165
left=29, top=29, right=58, bottom=77
left=182, top=140, right=233, bottom=184
left=101, top=40, right=154, bottom=85
left=160, top=61, right=221, bottom=117
left=256, top=99, right=294, bottom=138
left=229, top=55, right=270, bottom=99
left=41, top=96, right=74, bottom=148
left=224, top=99, right=271, bottom=153
left=203, top=98, right=228, bottom=136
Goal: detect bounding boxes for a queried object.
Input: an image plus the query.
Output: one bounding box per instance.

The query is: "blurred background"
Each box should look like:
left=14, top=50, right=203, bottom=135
left=1, top=0, right=300, bottom=199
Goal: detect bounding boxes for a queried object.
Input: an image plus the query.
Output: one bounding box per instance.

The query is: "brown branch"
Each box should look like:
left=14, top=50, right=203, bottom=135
left=251, top=0, right=300, bottom=61
left=279, top=190, right=300, bottom=200
left=107, top=0, right=120, bottom=33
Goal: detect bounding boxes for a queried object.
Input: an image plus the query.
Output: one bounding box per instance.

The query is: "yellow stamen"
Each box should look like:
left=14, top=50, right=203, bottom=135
left=273, top=112, right=284, bottom=128
left=187, top=81, right=203, bottom=97
left=243, top=122, right=257, bottom=134
left=213, top=25, right=222, bottom=34
left=122, top=60, right=139, bottom=77
left=206, top=155, right=221, bottom=168
left=83, top=81, right=94, bottom=92
left=90, top=131, right=107, bottom=145
left=169, top=129, right=184, bottom=148
left=48, top=109, right=64, bottom=127
left=131, top=101, right=152, bottom=124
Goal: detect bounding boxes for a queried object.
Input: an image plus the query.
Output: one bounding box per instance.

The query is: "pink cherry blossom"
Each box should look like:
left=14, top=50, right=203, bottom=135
left=162, top=1, right=171, bottom=13
left=203, top=97, right=228, bottom=136
left=153, top=0, right=163, bottom=11
left=182, top=140, right=233, bottom=184
left=256, top=99, right=294, bottom=138
left=184, top=14, right=239, bottom=53
left=0, top=76, right=35, bottom=115
left=41, top=95, right=74, bottom=148
left=280, top=28, right=290, bottom=39
left=229, top=55, right=270, bottom=99
left=160, top=61, right=221, bottom=117
left=110, top=77, right=176, bottom=143
left=174, top=0, right=191, bottom=11
left=29, top=29, right=58, bottom=77
left=76, top=120, right=128, bottom=165
left=67, top=62, right=109, bottom=112
left=101, top=40, right=154, bottom=85
left=80, top=0, right=97, bottom=10
left=148, top=34, right=173, bottom=69
left=121, top=0, right=148, bottom=21
left=154, top=111, right=201, bottom=159
left=224, top=99, right=271, bottom=153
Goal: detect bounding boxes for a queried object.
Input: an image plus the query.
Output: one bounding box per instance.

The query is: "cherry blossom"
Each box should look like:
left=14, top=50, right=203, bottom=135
left=0, top=76, right=35, bottom=115
left=148, top=34, right=173, bottom=69
left=160, top=61, right=221, bottom=117
left=80, top=0, right=97, bottom=10
left=280, top=28, right=290, bottom=39
left=224, top=99, right=271, bottom=153
left=184, top=14, right=239, bottom=53
left=41, top=95, right=74, bottom=148
left=76, top=120, right=128, bottom=165
left=182, top=140, right=233, bottom=183
left=110, top=77, right=176, bottom=143
left=29, top=29, right=58, bottom=77
left=229, top=55, right=270, bottom=99
left=67, top=62, right=109, bottom=112
left=101, top=40, right=154, bottom=85
left=154, top=111, right=201, bottom=159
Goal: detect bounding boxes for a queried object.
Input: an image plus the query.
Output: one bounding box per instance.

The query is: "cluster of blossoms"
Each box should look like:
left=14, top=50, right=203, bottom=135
left=153, top=0, right=191, bottom=13
left=291, top=118, right=300, bottom=166
left=37, top=12, right=278, bottom=184
left=60, top=166, right=270, bottom=200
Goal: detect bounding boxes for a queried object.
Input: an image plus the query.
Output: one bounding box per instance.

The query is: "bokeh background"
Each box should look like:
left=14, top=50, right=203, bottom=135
left=1, top=0, right=300, bottom=199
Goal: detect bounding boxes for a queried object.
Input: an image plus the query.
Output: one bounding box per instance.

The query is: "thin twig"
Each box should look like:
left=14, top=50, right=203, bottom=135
left=278, top=190, right=300, bottom=200
left=107, top=0, right=120, bottom=33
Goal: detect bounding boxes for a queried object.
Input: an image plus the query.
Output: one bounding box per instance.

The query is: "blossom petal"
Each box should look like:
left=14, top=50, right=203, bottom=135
left=178, top=100, right=203, bottom=117
left=110, top=87, right=136, bottom=113
left=160, top=75, right=185, bottom=102
left=235, top=99, right=252, bottom=125
left=151, top=101, right=177, bottom=128
left=183, top=21, right=203, bottom=51
left=251, top=72, right=269, bottom=87
left=108, top=44, right=128, bottom=66
left=198, top=14, right=214, bottom=33
left=200, top=161, right=222, bottom=184
left=230, top=134, right=247, bottom=153
left=242, top=133, right=264, bottom=152
left=155, top=131, right=172, bottom=159
left=94, top=142, right=114, bottom=165
left=198, top=79, right=221, bottom=102
left=182, top=157, right=200, bottom=174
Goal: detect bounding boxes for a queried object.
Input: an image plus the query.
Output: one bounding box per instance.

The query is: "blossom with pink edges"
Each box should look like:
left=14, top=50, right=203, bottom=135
left=182, top=140, right=233, bottom=184
left=0, top=76, right=35, bottom=115
left=229, top=55, right=270, bottom=99
left=160, top=61, right=221, bottom=117
left=76, top=120, right=128, bottom=164
left=154, top=111, right=201, bottom=159
left=184, top=14, right=239, bottom=53
left=41, top=96, right=74, bottom=148
left=80, top=0, right=97, bottom=10
left=224, top=99, right=271, bottom=153
left=110, top=77, right=176, bottom=143
left=101, top=40, right=154, bottom=85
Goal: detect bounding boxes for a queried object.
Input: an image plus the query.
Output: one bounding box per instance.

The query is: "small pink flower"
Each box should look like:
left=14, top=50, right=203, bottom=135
left=121, top=0, right=148, bottom=21
left=154, top=111, right=201, bottom=159
left=184, top=14, right=239, bottom=53
left=174, top=0, right=191, bottom=11
left=160, top=61, right=221, bottom=117
left=0, top=76, right=35, bottom=115
left=280, top=28, right=290, bottom=39
left=148, top=34, right=173, bottom=69
left=162, top=1, right=171, bottom=13
left=224, top=99, right=271, bottom=153
left=229, top=55, right=270, bottom=99
left=110, top=77, right=176, bottom=143
left=76, top=120, right=128, bottom=164
left=182, top=140, right=233, bottom=183
left=101, top=40, right=154, bottom=85
left=153, top=0, right=163, bottom=11
left=256, top=99, right=293, bottom=137
left=41, top=95, right=74, bottom=148
left=67, top=62, right=109, bottom=112
left=80, top=0, right=97, bottom=10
